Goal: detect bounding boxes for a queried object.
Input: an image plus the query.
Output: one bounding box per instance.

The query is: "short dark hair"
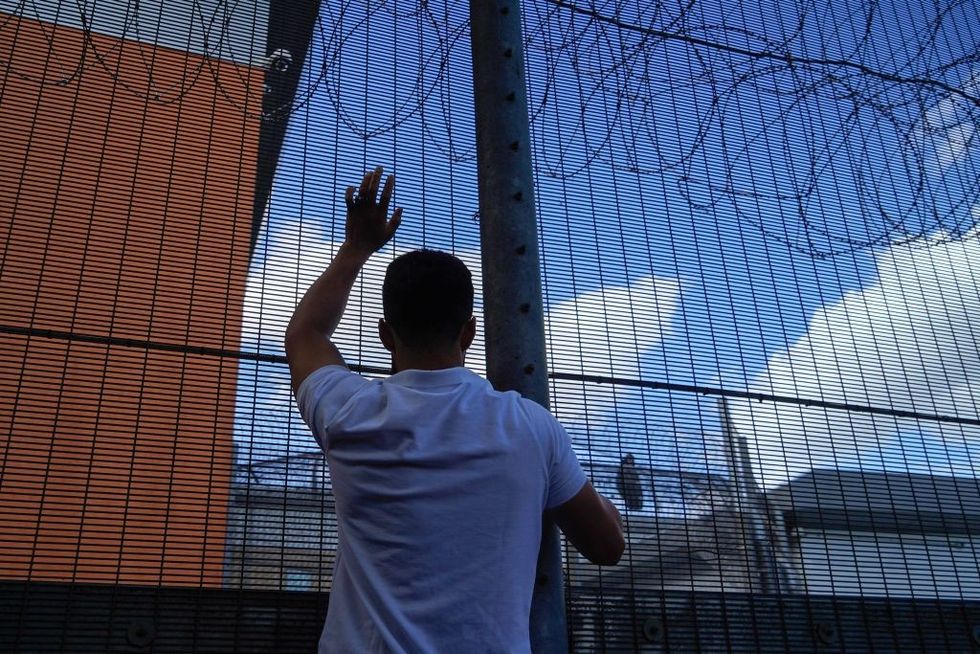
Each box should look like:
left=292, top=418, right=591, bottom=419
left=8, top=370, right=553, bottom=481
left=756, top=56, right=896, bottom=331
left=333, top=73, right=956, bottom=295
left=382, top=249, right=474, bottom=348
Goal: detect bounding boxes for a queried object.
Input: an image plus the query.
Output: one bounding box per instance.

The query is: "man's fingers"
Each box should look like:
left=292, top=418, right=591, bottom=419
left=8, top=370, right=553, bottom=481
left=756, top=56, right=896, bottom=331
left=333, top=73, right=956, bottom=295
left=386, top=207, right=403, bottom=239
left=350, top=167, right=395, bottom=227
left=378, top=174, right=395, bottom=215
left=357, top=169, right=373, bottom=200
left=368, top=166, right=383, bottom=200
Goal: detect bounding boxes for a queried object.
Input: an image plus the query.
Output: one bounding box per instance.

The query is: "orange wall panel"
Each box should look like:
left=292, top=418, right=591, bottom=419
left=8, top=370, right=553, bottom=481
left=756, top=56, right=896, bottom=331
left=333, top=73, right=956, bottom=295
left=0, top=14, right=262, bottom=587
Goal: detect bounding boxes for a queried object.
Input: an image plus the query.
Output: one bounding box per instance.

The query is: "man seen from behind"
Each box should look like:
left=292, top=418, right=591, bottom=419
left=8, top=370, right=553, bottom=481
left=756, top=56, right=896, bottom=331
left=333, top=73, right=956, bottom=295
left=285, top=167, right=625, bottom=653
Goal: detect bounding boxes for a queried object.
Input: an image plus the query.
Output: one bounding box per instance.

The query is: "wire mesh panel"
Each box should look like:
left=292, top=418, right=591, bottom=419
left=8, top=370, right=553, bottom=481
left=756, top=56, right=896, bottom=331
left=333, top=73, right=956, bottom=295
left=519, top=0, right=980, bottom=649
left=2, top=0, right=980, bottom=651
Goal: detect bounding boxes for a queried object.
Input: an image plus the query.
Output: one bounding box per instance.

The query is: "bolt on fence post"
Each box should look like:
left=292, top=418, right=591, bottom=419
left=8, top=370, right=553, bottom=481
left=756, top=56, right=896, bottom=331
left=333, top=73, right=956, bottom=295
left=469, top=1, right=567, bottom=652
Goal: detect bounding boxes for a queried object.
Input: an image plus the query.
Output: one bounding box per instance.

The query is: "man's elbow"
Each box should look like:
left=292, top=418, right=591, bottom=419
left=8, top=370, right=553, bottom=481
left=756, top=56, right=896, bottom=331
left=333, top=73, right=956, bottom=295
left=283, top=320, right=314, bottom=353
left=584, top=532, right=626, bottom=566
left=601, top=533, right=627, bottom=566
left=283, top=326, right=298, bottom=353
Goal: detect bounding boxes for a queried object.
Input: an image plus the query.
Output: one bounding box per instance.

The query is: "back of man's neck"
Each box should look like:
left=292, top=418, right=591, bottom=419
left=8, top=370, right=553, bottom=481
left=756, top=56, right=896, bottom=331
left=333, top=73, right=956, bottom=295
left=393, top=351, right=466, bottom=373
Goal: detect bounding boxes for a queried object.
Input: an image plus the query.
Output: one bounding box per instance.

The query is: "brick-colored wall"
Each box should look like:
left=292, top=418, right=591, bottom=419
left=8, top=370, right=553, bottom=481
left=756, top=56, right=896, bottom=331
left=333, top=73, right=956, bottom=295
left=0, top=14, right=262, bottom=586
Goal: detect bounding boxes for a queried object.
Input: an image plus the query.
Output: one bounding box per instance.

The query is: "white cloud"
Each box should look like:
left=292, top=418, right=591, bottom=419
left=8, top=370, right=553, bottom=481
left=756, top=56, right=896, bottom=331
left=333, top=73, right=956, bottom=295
left=919, top=72, right=979, bottom=172
left=546, top=276, right=680, bottom=427
left=730, top=226, right=980, bottom=488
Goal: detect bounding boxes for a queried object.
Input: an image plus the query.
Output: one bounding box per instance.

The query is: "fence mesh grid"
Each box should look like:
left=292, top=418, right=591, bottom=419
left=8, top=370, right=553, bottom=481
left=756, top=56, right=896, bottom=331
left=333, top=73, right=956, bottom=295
left=1, top=0, right=979, bottom=651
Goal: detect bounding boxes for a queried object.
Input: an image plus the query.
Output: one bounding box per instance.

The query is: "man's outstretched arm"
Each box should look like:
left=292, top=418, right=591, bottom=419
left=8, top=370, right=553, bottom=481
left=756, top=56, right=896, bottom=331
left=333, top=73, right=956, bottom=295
left=550, top=481, right=625, bottom=566
left=284, top=166, right=402, bottom=392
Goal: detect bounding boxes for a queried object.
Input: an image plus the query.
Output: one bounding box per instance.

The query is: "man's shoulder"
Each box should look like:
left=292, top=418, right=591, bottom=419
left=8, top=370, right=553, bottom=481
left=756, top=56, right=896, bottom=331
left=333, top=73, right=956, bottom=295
left=475, top=378, right=563, bottom=428
left=299, top=364, right=371, bottom=396
left=296, top=365, right=376, bottom=426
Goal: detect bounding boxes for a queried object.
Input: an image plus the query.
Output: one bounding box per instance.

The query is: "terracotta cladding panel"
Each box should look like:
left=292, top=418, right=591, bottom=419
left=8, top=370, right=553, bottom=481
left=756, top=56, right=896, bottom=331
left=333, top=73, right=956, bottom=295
left=1, top=15, right=258, bottom=352
left=1, top=337, right=241, bottom=585
left=0, top=14, right=263, bottom=587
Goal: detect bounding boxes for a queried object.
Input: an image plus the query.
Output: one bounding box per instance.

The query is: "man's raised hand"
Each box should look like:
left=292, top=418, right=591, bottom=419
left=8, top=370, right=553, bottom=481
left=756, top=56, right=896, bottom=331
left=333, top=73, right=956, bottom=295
left=344, top=166, right=403, bottom=256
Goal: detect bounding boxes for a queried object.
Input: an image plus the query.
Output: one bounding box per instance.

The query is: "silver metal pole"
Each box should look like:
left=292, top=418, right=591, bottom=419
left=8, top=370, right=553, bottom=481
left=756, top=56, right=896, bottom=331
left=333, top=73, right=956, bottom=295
left=720, top=398, right=779, bottom=592
left=469, top=1, right=567, bottom=651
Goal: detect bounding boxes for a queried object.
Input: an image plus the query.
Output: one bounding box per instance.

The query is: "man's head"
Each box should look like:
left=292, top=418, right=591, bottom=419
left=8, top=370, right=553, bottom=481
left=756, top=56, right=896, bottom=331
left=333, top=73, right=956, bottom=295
left=381, top=250, right=474, bottom=354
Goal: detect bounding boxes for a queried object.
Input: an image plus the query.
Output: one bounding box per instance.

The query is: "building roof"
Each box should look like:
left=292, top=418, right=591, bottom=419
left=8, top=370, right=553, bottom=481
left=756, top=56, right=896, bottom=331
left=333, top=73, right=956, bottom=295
left=765, top=469, right=980, bottom=535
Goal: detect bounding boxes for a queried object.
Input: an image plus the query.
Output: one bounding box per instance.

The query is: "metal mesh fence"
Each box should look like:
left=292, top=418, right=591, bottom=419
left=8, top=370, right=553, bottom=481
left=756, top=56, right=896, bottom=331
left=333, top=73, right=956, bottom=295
left=2, top=0, right=979, bottom=651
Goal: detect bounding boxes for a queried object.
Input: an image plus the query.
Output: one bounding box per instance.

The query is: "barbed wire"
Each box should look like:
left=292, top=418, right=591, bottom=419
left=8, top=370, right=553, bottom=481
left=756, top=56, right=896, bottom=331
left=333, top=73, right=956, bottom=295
left=524, top=0, right=980, bottom=256
left=2, top=0, right=977, bottom=256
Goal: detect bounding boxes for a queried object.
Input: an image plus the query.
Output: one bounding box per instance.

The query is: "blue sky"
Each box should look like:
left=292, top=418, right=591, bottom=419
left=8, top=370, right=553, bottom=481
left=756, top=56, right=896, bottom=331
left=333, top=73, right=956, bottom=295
left=235, top=0, right=979, bottom=494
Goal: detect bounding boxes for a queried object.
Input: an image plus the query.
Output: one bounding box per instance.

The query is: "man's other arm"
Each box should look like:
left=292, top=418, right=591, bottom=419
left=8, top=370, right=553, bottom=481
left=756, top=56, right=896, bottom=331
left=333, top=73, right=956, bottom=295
left=284, top=167, right=402, bottom=392
left=550, top=481, right=625, bottom=566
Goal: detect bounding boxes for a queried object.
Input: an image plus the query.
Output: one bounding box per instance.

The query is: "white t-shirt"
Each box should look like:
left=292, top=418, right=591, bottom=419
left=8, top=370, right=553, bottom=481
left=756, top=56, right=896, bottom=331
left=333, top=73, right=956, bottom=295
left=297, top=365, right=587, bottom=654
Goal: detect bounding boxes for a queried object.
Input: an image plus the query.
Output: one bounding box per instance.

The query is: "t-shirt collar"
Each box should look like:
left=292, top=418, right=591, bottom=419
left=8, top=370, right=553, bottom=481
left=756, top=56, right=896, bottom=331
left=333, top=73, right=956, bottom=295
left=387, top=366, right=482, bottom=389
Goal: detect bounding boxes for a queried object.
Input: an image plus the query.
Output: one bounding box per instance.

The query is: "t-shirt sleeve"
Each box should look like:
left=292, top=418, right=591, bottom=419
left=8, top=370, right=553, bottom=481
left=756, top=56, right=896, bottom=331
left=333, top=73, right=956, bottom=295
left=545, top=419, right=588, bottom=510
left=295, top=364, right=370, bottom=448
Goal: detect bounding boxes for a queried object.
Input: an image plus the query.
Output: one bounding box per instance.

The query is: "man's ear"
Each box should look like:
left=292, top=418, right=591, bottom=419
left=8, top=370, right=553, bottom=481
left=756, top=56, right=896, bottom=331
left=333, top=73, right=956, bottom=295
left=379, top=318, right=396, bottom=352
left=460, top=316, right=477, bottom=352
